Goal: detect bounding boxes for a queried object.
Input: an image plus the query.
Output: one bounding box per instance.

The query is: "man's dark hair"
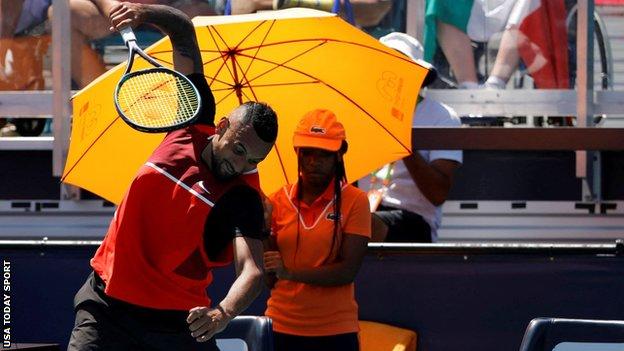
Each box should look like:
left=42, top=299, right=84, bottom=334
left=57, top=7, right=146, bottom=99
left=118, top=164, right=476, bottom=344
left=241, top=101, right=278, bottom=143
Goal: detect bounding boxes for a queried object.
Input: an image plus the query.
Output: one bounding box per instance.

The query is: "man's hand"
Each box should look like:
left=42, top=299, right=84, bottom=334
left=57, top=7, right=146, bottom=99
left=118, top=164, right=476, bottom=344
left=186, top=305, right=232, bottom=343
left=107, top=1, right=147, bottom=32
left=264, top=250, right=288, bottom=279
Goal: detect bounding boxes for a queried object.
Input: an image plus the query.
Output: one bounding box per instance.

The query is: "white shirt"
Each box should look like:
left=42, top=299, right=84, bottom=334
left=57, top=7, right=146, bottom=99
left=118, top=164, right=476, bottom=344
left=360, top=98, right=463, bottom=241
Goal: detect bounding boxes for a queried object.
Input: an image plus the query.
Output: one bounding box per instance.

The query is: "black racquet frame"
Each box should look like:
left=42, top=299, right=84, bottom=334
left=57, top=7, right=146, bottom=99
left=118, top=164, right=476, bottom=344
left=114, top=27, right=202, bottom=133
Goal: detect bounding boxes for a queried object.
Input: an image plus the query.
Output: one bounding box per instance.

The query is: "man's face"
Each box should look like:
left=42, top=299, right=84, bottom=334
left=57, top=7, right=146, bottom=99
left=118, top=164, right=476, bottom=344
left=210, top=117, right=273, bottom=180
left=299, top=147, right=337, bottom=189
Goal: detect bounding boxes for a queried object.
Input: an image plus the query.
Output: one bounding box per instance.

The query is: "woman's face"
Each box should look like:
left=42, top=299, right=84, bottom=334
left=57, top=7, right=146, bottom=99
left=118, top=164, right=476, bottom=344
left=298, top=147, right=338, bottom=189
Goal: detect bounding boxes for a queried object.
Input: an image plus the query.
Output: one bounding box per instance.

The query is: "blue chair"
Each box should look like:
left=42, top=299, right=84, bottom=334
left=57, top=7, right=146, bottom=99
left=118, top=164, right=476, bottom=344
left=519, top=317, right=624, bottom=351
left=215, top=316, right=273, bottom=351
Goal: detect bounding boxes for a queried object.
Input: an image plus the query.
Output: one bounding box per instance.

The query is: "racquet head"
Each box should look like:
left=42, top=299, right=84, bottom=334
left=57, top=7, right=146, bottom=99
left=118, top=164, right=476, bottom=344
left=114, top=67, right=202, bottom=133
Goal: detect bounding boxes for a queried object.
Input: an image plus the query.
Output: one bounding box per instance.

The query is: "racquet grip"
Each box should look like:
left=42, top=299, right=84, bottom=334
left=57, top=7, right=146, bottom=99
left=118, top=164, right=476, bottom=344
left=120, top=27, right=137, bottom=45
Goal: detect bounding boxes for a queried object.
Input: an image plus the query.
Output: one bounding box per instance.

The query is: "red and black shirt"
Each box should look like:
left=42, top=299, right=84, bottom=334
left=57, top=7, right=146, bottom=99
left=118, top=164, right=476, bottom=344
left=84, top=73, right=265, bottom=312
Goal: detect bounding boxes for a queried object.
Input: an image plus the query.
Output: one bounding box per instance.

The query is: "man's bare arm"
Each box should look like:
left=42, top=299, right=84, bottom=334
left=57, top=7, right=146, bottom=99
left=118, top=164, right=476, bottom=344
left=402, top=154, right=460, bottom=206
left=220, top=236, right=265, bottom=316
left=187, top=236, right=264, bottom=342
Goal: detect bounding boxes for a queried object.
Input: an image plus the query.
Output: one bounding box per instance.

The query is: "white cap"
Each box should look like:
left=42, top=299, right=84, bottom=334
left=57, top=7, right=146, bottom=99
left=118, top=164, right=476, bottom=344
left=379, top=32, right=424, bottom=63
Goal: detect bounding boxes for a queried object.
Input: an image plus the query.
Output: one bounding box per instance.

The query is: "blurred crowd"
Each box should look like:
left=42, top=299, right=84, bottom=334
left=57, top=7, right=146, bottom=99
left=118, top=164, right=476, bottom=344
left=1, top=0, right=574, bottom=136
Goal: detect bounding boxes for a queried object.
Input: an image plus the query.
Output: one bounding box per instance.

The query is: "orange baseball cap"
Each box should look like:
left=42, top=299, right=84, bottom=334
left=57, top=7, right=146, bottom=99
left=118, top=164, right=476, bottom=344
left=293, top=109, right=346, bottom=152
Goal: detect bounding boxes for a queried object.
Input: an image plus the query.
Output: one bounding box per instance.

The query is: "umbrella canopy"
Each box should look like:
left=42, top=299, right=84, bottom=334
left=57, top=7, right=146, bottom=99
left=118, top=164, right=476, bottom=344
left=63, top=8, right=428, bottom=204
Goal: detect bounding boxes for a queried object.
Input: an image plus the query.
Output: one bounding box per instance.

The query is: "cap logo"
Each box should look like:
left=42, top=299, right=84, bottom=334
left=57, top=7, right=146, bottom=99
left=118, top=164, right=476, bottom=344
left=310, top=126, right=325, bottom=134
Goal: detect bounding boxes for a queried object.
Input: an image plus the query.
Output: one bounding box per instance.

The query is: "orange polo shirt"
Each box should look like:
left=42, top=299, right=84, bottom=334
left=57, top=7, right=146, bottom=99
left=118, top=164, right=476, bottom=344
left=265, top=181, right=371, bottom=336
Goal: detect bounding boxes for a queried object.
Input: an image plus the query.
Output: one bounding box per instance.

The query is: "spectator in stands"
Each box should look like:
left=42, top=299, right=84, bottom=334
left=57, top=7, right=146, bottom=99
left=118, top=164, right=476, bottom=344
left=0, top=0, right=110, bottom=89
left=0, top=0, right=50, bottom=40
left=263, top=109, right=371, bottom=351
left=424, top=0, right=569, bottom=90
left=433, top=15, right=523, bottom=89
left=2, top=0, right=220, bottom=90
left=424, top=0, right=525, bottom=89
left=360, top=32, right=462, bottom=243
left=0, top=0, right=52, bottom=136
left=227, top=0, right=392, bottom=28
left=0, top=0, right=219, bottom=135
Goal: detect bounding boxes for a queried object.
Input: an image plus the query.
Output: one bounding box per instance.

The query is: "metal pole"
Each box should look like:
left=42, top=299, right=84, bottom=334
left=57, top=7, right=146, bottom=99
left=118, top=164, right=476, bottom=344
left=575, top=0, right=596, bottom=201
left=51, top=0, right=79, bottom=199
left=591, top=147, right=602, bottom=201
left=589, top=3, right=602, bottom=202
left=406, top=0, right=425, bottom=43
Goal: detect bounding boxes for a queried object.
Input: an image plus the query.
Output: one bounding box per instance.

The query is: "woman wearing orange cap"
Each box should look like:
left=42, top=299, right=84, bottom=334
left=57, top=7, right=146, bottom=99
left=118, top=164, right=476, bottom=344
left=263, top=109, right=371, bottom=351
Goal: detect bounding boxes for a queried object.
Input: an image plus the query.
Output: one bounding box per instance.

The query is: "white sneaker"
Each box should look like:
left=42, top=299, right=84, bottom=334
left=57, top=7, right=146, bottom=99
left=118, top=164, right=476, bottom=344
left=481, top=76, right=506, bottom=89
left=457, top=81, right=480, bottom=89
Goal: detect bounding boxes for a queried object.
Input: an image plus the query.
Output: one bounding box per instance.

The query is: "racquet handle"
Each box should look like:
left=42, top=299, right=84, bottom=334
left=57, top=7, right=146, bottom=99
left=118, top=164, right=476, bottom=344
left=120, top=27, right=137, bottom=46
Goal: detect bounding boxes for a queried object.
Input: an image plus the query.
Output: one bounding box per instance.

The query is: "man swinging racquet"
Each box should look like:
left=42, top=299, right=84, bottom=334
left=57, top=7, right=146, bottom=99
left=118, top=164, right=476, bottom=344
left=67, top=2, right=278, bottom=350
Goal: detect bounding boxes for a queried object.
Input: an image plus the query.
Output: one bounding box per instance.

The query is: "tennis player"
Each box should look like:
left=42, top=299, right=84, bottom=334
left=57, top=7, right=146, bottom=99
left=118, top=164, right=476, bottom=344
left=67, top=2, right=278, bottom=350
left=264, top=109, right=371, bottom=351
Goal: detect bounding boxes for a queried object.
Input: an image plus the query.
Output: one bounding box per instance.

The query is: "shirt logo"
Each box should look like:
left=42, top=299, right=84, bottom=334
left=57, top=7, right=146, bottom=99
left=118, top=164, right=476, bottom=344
left=326, top=212, right=341, bottom=221
left=197, top=181, right=211, bottom=194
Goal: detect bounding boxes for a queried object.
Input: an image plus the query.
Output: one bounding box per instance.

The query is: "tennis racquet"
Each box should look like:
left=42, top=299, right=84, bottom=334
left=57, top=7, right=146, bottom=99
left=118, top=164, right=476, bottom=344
left=114, top=27, right=202, bottom=133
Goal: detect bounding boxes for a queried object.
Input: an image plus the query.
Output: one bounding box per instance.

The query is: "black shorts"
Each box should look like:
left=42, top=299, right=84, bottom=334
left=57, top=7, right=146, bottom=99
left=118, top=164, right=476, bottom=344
left=68, top=273, right=219, bottom=351
left=374, top=205, right=432, bottom=243
left=273, top=331, right=359, bottom=351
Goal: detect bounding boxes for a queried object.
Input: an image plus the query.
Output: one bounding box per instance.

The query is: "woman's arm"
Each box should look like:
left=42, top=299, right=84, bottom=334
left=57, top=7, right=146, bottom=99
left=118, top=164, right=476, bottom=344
left=263, top=236, right=278, bottom=289
left=265, top=233, right=369, bottom=286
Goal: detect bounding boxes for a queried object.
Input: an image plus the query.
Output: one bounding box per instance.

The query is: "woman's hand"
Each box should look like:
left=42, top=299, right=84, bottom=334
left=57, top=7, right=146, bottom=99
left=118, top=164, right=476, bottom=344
left=264, top=250, right=288, bottom=279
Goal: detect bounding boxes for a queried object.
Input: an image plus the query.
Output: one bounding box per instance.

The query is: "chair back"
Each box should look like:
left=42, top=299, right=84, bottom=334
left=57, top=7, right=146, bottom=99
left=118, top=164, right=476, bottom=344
left=216, top=316, right=273, bottom=351
left=519, top=317, right=624, bottom=351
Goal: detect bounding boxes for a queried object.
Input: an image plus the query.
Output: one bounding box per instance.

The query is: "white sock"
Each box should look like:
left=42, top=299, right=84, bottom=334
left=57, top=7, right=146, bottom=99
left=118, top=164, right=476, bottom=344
left=457, top=81, right=480, bottom=89
left=484, top=76, right=507, bottom=89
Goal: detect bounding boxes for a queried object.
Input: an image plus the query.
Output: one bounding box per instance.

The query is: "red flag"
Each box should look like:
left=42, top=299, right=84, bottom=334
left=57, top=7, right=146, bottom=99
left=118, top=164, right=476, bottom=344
left=517, top=0, right=569, bottom=89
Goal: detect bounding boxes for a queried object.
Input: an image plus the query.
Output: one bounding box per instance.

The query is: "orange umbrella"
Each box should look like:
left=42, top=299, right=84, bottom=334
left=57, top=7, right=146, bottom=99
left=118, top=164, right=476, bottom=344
left=63, top=8, right=428, bottom=204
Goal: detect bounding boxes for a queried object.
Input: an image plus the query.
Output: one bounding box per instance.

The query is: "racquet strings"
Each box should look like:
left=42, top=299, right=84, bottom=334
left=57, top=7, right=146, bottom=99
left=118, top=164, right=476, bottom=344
left=116, top=71, right=199, bottom=129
